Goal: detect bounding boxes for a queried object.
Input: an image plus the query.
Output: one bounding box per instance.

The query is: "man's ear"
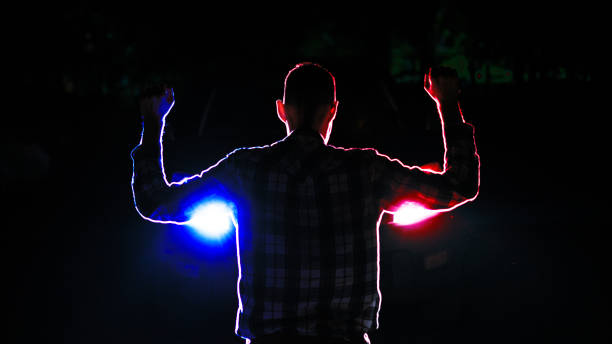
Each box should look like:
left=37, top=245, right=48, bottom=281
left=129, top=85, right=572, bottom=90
left=276, top=99, right=287, bottom=123
left=328, top=100, right=339, bottom=121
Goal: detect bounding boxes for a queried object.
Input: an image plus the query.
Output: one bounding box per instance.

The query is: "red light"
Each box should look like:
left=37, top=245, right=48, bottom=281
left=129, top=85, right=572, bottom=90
left=392, top=201, right=439, bottom=226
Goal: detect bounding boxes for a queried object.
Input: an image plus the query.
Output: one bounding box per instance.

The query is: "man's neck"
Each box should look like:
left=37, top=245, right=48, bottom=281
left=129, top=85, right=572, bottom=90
left=289, top=126, right=326, bottom=142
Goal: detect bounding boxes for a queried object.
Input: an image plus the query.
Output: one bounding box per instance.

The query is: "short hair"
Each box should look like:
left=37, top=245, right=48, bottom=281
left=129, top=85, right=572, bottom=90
left=283, top=62, right=336, bottom=127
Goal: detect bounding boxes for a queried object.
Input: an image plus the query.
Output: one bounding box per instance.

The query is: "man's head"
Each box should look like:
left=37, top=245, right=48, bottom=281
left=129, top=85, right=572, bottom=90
left=276, top=62, right=338, bottom=144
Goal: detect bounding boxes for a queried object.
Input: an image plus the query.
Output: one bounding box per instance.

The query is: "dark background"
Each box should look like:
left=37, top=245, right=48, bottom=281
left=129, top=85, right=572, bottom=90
left=6, top=2, right=605, bottom=343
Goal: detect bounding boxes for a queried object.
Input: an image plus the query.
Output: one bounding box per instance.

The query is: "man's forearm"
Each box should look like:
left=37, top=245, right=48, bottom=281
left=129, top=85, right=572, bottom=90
left=437, top=100, right=464, bottom=128
left=140, top=117, right=163, bottom=149
left=131, top=117, right=169, bottom=220
left=437, top=99, right=479, bottom=199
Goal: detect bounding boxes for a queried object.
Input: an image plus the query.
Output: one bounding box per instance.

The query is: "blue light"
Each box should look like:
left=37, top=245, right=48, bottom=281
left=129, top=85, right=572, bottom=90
left=186, top=200, right=234, bottom=240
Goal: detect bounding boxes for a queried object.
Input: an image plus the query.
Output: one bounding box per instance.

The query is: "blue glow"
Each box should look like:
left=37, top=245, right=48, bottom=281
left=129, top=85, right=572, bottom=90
left=186, top=200, right=234, bottom=240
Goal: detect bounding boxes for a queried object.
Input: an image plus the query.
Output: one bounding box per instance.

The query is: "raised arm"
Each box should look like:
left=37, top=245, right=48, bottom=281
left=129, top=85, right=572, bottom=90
left=131, top=84, right=238, bottom=223
left=374, top=67, right=480, bottom=212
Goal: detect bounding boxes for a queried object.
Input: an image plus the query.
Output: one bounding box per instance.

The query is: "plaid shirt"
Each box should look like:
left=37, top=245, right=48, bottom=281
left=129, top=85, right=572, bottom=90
left=131, top=110, right=479, bottom=342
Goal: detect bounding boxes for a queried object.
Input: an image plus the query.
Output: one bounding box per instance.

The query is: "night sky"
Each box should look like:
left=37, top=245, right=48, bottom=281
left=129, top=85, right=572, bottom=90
left=6, top=3, right=604, bottom=343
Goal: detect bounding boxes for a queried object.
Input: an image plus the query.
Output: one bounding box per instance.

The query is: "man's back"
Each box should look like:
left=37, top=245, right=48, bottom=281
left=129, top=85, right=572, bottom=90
left=232, top=128, right=384, bottom=340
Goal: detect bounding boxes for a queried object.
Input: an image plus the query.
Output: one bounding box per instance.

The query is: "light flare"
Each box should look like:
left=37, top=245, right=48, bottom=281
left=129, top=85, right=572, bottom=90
left=187, top=200, right=234, bottom=240
left=392, top=201, right=439, bottom=226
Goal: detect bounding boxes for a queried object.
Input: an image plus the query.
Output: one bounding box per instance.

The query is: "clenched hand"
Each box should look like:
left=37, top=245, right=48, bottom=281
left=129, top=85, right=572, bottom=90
left=424, top=66, right=461, bottom=105
left=139, top=83, right=175, bottom=123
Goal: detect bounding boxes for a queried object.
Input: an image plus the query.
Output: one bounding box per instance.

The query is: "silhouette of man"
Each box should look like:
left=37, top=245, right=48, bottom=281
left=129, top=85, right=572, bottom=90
left=131, top=63, right=479, bottom=344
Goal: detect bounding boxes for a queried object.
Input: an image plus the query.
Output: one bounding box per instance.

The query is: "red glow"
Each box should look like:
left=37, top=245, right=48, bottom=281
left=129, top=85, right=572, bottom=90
left=392, top=201, right=439, bottom=226
left=419, top=161, right=442, bottom=173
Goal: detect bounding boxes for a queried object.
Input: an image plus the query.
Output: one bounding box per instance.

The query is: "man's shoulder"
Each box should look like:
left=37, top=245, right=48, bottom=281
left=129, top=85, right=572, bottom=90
left=327, top=145, right=381, bottom=160
left=225, top=139, right=286, bottom=163
left=228, top=140, right=385, bottom=167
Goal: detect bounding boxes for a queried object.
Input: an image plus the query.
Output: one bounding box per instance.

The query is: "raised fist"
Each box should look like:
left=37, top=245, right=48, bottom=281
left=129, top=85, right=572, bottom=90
left=424, top=66, right=461, bottom=104
left=139, top=83, right=175, bottom=122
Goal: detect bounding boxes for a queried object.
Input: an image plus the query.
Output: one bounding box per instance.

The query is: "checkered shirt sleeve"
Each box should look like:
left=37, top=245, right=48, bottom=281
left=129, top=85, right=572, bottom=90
left=131, top=143, right=241, bottom=222
left=370, top=119, right=479, bottom=211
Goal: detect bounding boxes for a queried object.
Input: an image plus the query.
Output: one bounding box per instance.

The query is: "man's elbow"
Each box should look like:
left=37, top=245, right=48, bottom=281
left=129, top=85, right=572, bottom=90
left=457, top=173, right=479, bottom=202
left=464, top=182, right=479, bottom=201
left=132, top=188, right=164, bottom=221
left=133, top=197, right=156, bottom=221
left=134, top=195, right=188, bottom=223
